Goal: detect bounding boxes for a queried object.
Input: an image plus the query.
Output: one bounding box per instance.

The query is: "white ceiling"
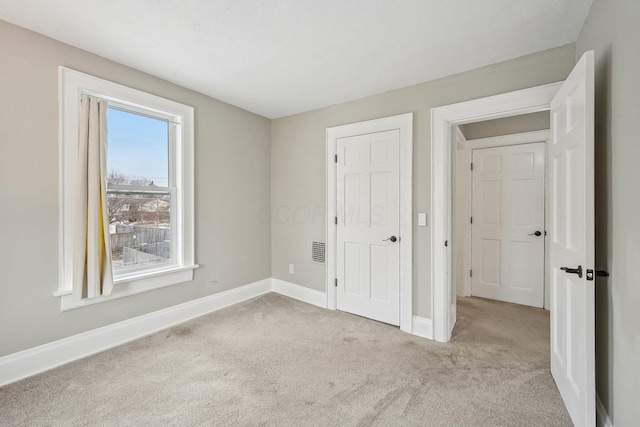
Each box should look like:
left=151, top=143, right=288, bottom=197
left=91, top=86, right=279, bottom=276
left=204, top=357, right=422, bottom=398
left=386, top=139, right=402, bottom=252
left=0, top=0, right=593, bottom=119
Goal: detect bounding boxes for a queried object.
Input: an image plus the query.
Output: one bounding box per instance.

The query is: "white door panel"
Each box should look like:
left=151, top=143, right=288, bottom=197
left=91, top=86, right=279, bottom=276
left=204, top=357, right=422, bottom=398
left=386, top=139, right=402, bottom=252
left=549, top=51, right=595, bottom=427
left=337, top=130, right=400, bottom=325
left=471, top=143, right=546, bottom=308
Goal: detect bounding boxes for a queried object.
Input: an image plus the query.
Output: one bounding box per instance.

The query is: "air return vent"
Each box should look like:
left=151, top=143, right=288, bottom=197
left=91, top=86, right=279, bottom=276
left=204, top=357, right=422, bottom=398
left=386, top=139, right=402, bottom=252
left=311, top=241, right=326, bottom=264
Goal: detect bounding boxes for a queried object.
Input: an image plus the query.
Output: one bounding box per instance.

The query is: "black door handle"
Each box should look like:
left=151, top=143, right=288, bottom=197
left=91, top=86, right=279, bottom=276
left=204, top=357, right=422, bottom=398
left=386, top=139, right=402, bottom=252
left=528, top=231, right=542, bottom=237
left=560, top=265, right=583, bottom=278
left=383, top=236, right=397, bottom=243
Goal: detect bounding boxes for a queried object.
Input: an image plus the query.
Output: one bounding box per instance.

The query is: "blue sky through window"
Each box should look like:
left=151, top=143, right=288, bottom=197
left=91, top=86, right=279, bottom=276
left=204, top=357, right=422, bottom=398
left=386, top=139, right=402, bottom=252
left=107, top=108, right=169, bottom=187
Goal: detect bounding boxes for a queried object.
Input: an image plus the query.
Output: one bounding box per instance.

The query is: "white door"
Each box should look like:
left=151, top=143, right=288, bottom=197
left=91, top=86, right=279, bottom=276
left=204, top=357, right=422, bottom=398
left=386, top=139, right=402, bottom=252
left=471, top=143, right=546, bottom=307
left=336, top=130, right=400, bottom=325
left=549, top=52, right=596, bottom=426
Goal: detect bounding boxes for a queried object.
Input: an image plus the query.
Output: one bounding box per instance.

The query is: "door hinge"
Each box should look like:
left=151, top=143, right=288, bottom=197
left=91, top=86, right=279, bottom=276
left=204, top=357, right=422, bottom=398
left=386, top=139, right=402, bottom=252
left=335, top=216, right=338, bottom=225
left=470, top=269, right=473, bottom=277
left=444, top=240, right=448, bottom=247
left=335, top=154, right=338, bottom=163
left=470, top=162, right=473, bottom=171
left=335, top=278, right=338, bottom=287
left=470, top=216, right=473, bottom=224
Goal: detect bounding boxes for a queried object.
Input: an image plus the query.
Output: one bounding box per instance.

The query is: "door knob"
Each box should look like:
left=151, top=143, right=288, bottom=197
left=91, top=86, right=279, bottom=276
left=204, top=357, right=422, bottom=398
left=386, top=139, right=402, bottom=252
left=560, top=265, right=583, bottom=278
left=528, top=231, right=542, bottom=236
left=383, top=236, right=398, bottom=243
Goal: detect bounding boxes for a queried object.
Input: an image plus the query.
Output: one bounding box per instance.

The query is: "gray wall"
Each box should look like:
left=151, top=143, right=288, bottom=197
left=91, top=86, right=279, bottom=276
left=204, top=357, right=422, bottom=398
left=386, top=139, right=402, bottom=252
left=271, top=44, right=576, bottom=318
left=459, top=111, right=550, bottom=140
left=577, top=0, right=640, bottom=424
left=0, top=20, right=272, bottom=357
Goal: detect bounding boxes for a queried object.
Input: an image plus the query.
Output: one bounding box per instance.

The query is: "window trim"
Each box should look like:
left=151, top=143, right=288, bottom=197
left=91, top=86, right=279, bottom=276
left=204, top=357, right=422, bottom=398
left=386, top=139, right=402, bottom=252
left=57, top=67, right=196, bottom=311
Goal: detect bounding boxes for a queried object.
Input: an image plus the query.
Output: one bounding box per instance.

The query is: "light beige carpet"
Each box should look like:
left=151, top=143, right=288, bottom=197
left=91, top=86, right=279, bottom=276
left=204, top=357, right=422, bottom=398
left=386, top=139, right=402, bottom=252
left=0, top=294, right=572, bottom=426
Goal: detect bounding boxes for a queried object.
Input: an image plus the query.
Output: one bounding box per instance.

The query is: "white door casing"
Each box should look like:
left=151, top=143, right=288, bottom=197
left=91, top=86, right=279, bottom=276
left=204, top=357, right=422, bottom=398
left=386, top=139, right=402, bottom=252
left=336, top=130, right=400, bottom=325
left=431, top=82, right=562, bottom=343
left=326, top=113, right=413, bottom=333
left=548, top=51, right=596, bottom=427
left=471, top=143, right=546, bottom=308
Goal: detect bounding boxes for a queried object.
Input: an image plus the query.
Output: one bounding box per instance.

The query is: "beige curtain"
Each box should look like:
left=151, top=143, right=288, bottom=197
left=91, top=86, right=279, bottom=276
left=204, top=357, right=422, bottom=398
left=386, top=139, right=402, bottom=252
left=72, top=94, right=114, bottom=300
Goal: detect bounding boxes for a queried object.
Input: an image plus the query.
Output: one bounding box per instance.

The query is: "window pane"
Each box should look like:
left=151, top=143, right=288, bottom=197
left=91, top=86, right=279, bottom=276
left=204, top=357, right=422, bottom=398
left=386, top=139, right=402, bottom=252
left=107, top=108, right=169, bottom=187
left=108, top=192, right=172, bottom=270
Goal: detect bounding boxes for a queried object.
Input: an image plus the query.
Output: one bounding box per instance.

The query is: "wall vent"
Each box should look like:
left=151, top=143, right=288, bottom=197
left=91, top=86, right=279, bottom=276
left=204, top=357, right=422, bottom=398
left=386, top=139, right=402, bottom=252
left=311, top=241, right=326, bottom=264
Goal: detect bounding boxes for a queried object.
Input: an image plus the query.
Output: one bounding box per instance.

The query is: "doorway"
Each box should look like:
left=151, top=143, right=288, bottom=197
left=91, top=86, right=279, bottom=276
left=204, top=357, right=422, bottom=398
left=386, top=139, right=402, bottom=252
left=431, top=50, right=596, bottom=427
left=453, top=127, right=549, bottom=309
left=430, top=82, right=562, bottom=342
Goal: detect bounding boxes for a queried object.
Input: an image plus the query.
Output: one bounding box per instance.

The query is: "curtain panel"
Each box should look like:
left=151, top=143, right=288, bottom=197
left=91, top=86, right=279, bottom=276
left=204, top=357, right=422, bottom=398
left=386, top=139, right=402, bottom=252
left=72, top=94, right=114, bottom=300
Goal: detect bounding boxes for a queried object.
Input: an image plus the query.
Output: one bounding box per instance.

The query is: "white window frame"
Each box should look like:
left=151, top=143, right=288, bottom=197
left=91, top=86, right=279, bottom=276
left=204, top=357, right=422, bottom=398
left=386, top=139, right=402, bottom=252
left=105, top=103, right=178, bottom=278
left=56, top=67, right=197, bottom=311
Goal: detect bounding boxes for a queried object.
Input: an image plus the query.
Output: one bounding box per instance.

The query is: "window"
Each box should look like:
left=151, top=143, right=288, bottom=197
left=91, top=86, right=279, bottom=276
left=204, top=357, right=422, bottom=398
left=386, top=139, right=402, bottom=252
left=107, top=106, right=174, bottom=275
left=57, top=67, right=196, bottom=310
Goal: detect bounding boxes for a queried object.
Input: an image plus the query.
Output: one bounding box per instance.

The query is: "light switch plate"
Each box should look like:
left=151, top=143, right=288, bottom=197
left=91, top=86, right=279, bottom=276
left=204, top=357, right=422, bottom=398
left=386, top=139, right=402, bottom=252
left=418, top=213, right=427, bottom=226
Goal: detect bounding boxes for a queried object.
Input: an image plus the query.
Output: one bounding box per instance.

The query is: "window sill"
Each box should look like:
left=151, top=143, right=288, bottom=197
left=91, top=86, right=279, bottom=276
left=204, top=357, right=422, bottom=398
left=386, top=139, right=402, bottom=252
left=54, top=265, right=199, bottom=311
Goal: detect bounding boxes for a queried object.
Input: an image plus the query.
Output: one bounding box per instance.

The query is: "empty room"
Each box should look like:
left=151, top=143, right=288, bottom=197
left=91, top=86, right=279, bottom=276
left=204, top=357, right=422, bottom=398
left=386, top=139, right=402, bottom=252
left=0, top=1, right=637, bottom=426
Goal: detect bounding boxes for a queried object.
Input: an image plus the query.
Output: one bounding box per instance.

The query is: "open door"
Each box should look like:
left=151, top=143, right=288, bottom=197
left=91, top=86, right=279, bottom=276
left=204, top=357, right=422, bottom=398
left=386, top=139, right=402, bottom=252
left=549, top=51, right=595, bottom=426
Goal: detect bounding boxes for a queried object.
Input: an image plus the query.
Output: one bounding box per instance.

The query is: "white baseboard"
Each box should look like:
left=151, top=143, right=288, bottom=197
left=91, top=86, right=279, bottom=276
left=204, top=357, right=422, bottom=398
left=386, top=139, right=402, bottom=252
left=271, top=278, right=327, bottom=308
left=0, top=278, right=271, bottom=387
left=2, top=278, right=437, bottom=387
left=411, top=315, right=433, bottom=340
left=273, top=279, right=435, bottom=342
left=596, top=394, right=613, bottom=427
